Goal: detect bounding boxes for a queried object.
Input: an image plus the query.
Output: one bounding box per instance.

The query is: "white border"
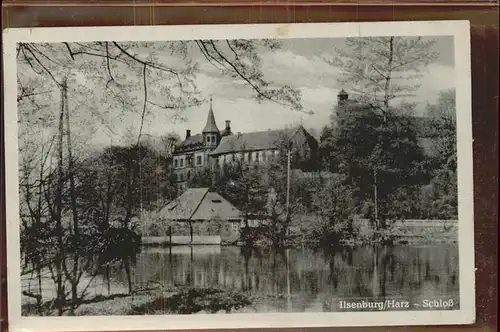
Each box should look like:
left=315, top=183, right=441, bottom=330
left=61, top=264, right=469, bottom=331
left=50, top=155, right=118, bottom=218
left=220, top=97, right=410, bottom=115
left=3, top=21, right=474, bottom=331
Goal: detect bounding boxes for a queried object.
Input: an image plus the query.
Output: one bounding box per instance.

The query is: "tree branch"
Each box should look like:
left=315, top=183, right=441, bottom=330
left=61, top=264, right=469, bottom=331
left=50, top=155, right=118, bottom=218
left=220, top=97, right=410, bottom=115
left=136, top=64, right=148, bottom=147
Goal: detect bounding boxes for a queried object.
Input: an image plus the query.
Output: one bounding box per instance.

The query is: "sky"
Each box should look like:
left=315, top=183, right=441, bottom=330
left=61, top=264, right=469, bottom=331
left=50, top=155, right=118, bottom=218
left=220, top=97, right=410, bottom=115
left=138, top=36, right=455, bottom=145
left=18, top=36, right=456, bottom=148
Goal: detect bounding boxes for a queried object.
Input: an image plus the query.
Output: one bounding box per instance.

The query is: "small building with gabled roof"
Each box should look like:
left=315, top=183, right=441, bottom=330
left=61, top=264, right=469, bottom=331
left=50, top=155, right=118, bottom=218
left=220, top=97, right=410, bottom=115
left=155, top=187, right=244, bottom=244
left=157, top=187, right=242, bottom=222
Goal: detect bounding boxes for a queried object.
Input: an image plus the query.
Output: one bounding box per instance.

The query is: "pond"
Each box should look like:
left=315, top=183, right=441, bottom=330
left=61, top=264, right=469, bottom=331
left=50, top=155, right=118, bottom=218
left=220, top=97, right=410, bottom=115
left=114, top=244, right=459, bottom=313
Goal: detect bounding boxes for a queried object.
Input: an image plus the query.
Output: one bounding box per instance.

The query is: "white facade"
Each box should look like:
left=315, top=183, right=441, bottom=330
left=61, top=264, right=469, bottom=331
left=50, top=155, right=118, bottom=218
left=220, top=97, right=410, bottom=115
left=216, top=149, right=279, bottom=166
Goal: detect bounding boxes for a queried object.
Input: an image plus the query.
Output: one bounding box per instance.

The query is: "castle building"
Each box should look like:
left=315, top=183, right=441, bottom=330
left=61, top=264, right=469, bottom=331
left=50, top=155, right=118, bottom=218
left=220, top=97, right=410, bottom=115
left=172, top=98, right=318, bottom=191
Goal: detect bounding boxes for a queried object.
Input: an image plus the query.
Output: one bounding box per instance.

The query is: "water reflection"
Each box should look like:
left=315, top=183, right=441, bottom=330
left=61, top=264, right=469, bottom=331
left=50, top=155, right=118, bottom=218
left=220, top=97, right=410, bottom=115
left=114, top=244, right=459, bottom=313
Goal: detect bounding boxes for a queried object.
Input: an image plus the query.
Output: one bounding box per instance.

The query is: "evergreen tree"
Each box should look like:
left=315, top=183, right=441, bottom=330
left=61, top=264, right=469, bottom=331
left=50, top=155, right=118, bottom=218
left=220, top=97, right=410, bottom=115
left=321, top=105, right=429, bottom=225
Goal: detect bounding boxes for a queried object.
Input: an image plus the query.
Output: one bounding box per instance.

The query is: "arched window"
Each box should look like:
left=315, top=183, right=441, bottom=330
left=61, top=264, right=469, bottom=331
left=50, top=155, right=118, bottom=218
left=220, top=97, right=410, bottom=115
left=187, top=171, right=191, bottom=179
left=207, top=136, right=211, bottom=143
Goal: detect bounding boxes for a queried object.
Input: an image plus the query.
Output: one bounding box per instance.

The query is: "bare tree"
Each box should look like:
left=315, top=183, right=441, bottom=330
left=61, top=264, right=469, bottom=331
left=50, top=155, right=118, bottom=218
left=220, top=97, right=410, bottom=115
left=16, top=38, right=307, bottom=315
left=17, top=40, right=305, bottom=145
left=326, top=36, right=439, bottom=119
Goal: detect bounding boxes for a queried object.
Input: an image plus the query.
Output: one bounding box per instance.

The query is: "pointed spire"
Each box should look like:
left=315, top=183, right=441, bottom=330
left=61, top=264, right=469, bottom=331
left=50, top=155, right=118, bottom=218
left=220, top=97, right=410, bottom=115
left=202, top=96, right=219, bottom=133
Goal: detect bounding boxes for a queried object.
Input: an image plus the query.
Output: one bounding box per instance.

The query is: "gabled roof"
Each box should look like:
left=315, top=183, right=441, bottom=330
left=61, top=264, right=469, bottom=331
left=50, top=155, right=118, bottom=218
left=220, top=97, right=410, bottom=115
left=156, top=187, right=241, bottom=221
left=192, top=191, right=241, bottom=220
left=202, top=100, right=219, bottom=134
left=210, top=126, right=303, bottom=156
left=175, top=134, right=204, bottom=153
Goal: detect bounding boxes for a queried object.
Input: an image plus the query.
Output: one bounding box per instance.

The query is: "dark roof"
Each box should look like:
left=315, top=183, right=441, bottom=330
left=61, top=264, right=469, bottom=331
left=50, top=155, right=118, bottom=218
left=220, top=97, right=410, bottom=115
left=156, top=187, right=241, bottom=221
left=202, top=102, right=219, bottom=133
left=175, top=133, right=204, bottom=152
left=210, top=126, right=303, bottom=156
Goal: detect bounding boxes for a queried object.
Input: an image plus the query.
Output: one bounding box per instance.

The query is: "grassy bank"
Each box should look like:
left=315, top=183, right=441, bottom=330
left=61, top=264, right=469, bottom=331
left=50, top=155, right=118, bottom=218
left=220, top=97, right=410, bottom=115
left=23, top=287, right=252, bottom=316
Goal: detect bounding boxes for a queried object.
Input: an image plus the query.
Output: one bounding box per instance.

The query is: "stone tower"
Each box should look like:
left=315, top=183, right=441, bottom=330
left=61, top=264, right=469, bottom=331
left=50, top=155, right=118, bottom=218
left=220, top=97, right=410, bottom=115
left=336, top=89, right=349, bottom=124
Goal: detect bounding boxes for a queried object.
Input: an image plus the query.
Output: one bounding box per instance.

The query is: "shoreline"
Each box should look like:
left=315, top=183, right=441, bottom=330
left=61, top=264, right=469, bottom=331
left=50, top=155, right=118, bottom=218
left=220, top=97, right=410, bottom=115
left=140, top=235, right=458, bottom=248
left=21, top=240, right=458, bottom=317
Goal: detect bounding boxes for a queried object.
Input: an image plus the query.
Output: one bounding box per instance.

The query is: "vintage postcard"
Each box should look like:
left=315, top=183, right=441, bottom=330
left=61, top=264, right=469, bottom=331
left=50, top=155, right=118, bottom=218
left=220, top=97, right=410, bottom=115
left=3, top=21, right=475, bottom=331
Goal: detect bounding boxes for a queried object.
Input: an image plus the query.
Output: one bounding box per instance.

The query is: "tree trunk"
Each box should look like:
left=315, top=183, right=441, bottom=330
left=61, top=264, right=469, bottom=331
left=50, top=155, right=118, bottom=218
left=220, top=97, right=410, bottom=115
left=373, top=168, right=379, bottom=229
left=189, top=222, right=194, bottom=243
left=124, top=258, right=132, bottom=295
left=63, top=79, right=81, bottom=314
left=124, top=163, right=135, bottom=225
left=106, top=265, right=111, bottom=295
left=36, top=145, right=46, bottom=315
left=55, top=82, right=66, bottom=316
left=382, top=36, right=395, bottom=121
left=37, top=264, right=43, bottom=315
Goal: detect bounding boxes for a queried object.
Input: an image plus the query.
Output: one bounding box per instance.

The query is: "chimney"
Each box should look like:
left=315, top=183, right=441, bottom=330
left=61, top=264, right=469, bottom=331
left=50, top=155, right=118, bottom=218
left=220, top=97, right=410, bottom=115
left=186, top=129, right=191, bottom=139
left=224, top=120, right=231, bottom=134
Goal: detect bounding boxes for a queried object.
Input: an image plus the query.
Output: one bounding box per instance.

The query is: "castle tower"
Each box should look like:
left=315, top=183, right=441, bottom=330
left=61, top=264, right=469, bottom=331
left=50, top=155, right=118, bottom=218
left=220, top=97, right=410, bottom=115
left=202, top=97, right=220, bottom=149
left=336, top=89, right=349, bottom=124
left=337, top=89, right=349, bottom=104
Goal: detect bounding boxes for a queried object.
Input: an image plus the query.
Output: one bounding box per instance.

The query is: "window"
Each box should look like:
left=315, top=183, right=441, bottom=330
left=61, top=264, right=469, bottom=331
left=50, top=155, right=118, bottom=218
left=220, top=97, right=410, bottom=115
left=255, top=152, right=259, bottom=163
left=196, top=155, right=202, bottom=166
left=180, top=173, right=184, bottom=182
left=174, top=158, right=178, bottom=168
left=176, top=173, right=180, bottom=182
left=248, top=152, right=252, bottom=162
left=180, top=158, right=184, bottom=168
left=271, top=150, right=276, bottom=158
left=212, top=199, right=222, bottom=203
left=187, top=171, right=191, bottom=179
left=207, top=136, right=211, bottom=143
left=231, top=154, right=235, bottom=162
left=262, top=152, right=267, bottom=162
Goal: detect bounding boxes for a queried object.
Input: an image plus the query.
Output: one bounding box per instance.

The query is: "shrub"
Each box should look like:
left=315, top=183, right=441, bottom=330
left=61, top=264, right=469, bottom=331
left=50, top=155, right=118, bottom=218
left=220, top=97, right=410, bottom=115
left=308, top=174, right=357, bottom=248
left=129, top=288, right=251, bottom=315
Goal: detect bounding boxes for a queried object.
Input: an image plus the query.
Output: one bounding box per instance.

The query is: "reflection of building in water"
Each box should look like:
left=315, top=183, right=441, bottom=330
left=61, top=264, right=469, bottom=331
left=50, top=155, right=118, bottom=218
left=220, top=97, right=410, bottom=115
left=126, top=244, right=459, bottom=312
left=172, top=98, right=319, bottom=192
